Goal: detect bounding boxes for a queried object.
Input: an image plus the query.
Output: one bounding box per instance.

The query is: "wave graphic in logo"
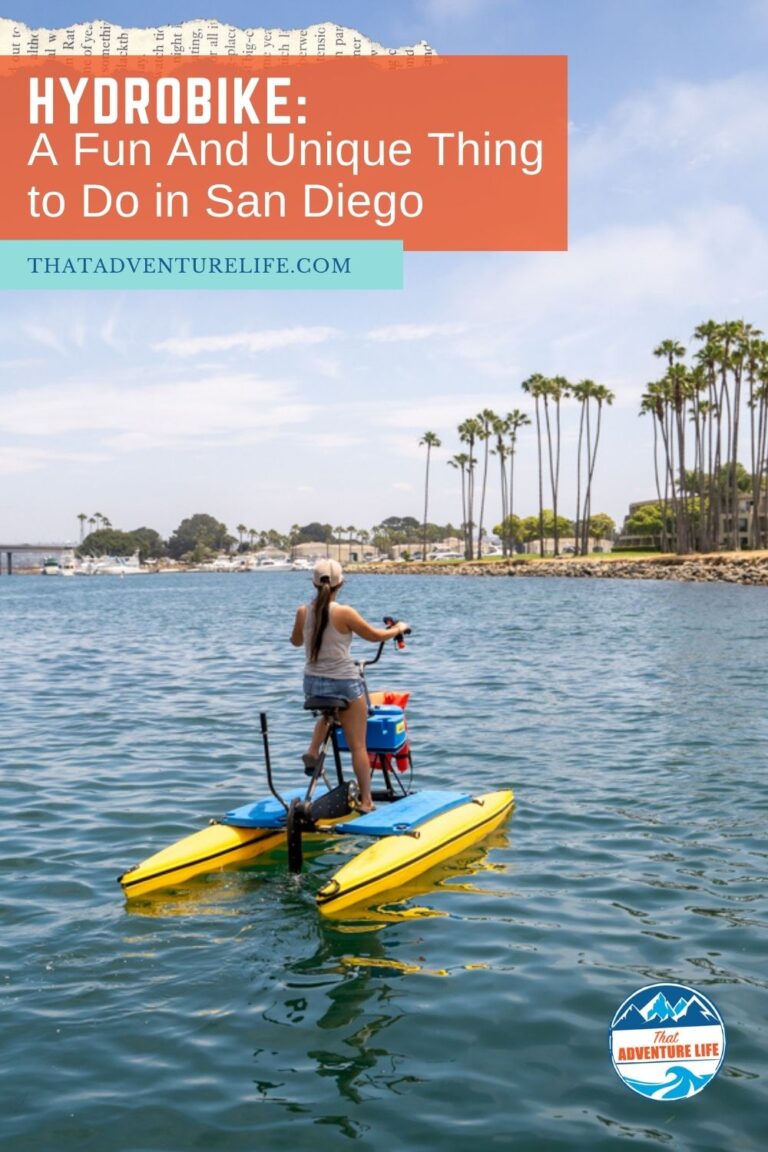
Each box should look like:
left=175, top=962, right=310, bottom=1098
left=620, top=1065, right=713, bottom=1100
left=609, top=982, right=726, bottom=1100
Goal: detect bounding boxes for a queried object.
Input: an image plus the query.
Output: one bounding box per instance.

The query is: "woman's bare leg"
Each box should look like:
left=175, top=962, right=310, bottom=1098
left=339, top=696, right=374, bottom=810
left=305, top=715, right=330, bottom=760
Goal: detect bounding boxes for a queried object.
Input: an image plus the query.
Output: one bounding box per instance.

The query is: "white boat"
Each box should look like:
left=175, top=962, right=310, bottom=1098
left=290, top=558, right=312, bottom=571
left=41, top=556, right=63, bottom=576
left=85, top=551, right=144, bottom=576
left=255, top=556, right=292, bottom=570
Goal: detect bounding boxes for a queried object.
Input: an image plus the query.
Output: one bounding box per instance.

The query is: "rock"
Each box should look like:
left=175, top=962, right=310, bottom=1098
left=353, top=553, right=768, bottom=586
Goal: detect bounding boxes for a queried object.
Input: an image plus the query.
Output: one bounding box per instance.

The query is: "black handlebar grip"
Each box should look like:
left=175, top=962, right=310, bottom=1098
left=383, top=616, right=408, bottom=649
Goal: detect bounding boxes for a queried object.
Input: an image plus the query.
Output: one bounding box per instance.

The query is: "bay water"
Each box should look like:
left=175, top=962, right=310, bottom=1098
left=1, top=572, right=765, bottom=1150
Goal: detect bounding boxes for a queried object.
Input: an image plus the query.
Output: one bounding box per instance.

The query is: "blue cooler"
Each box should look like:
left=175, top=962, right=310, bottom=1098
left=337, top=705, right=407, bottom=753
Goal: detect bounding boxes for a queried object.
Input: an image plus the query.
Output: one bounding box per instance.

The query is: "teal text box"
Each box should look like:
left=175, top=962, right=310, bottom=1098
left=0, top=241, right=403, bottom=290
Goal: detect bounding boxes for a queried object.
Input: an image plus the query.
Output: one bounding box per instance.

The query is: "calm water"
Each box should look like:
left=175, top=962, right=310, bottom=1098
left=1, top=572, right=765, bottom=1151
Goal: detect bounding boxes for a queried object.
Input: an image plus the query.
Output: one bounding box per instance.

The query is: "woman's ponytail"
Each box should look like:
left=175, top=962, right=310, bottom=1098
left=309, top=578, right=332, bottom=662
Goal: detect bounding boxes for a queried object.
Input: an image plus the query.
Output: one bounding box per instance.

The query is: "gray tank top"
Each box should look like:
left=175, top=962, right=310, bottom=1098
left=304, top=602, right=358, bottom=678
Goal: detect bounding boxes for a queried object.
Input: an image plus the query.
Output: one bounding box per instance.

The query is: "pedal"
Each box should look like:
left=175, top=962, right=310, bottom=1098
left=303, top=751, right=325, bottom=777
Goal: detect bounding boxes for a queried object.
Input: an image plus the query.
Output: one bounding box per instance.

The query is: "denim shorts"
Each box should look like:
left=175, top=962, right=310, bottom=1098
left=303, top=673, right=365, bottom=701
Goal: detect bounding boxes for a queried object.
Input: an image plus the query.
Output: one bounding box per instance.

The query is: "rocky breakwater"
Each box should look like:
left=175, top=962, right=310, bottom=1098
left=356, top=553, right=768, bottom=585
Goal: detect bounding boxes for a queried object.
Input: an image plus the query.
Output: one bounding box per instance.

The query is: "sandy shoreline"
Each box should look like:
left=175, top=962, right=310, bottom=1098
left=354, top=552, right=768, bottom=586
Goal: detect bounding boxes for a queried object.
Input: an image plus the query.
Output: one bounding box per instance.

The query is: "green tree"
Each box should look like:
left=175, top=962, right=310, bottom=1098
left=494, top=514, right=522, bottom=551
left=167, top=513, right=233, bottom=560
left=77, top=513, right=88, bottom=542
left=78, top=528, right=139, bottom=558
left=588, top=513, right=616, bottom=544
left=626, top=503, right=666, bottom=537
left=130, top=527, right=166, bottom=561
left=295, top=522, right=334, bottom=543
left=518, top=509, right=573, bottom=545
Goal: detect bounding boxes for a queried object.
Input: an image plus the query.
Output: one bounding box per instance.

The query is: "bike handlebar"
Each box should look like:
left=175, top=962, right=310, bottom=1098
left=358, top=617, right=411, bottom=669
left=383, top=615, right=411, bottom=650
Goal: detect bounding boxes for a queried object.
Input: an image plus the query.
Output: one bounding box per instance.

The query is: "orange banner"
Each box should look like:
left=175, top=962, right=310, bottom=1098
left=0, top=55, right=567, bottom=251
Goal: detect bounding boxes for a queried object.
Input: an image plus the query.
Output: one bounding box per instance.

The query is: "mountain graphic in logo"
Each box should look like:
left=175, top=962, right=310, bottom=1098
left=612, top=988, right=720, bottom=1030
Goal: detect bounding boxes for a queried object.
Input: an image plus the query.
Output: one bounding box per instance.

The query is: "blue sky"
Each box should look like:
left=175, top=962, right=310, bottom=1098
left=2, top=1, right=768, bottom=542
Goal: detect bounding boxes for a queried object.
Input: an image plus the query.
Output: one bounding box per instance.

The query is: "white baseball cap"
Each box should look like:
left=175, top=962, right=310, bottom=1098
left=313, top=558, right=344, bottom=588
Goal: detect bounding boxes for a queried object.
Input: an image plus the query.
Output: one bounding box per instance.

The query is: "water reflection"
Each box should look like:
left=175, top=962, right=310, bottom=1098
left=241, top=829, right=513, bottom=1133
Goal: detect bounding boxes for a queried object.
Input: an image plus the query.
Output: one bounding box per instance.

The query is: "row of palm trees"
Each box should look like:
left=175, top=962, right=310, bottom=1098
left=641, top=320, right=768, bottom=552
left=77, top=512, right=112, bottom=541
left=420, top=379, right=615, bottom=559
left=231, top=522, right=375, bottom=558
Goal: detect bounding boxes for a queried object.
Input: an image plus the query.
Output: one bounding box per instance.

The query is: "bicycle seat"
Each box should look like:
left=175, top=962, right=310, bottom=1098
left=304, top=696, right=349, bottom=713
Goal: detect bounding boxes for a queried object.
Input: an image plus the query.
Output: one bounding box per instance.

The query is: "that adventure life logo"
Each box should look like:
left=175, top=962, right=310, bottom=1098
left=609, top=982, right=726, bottom=1100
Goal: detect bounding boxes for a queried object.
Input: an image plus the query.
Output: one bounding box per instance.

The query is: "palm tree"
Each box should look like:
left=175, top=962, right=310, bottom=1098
left=335, top=526, right=344, bottom=561
left=572, top=380, right=593, bottom=553
left=93, top=512, right=105, bottom=531
left=491, top=416, right=510, bottom=555
left=475, top=409, right=497, bottom=558
left=448, top=453, right=470, bottom=558
left=541, top=376, right=570, bottom=555
left=747, top=339, right=768, bottom=547
left=640, top=389, right=667, bottom=549
left=581, top=383, right=615, bottom=553
left=77, top=513, right=88, bottom=542
left=505, top=410, right=530, bottom=529
left=236, top=523, right=247, bottom=548
left=521, top=373, right=548, bottom=555
left=419, top=431, right=441, bottom=561
left=458, top=417, right=482, bottom=559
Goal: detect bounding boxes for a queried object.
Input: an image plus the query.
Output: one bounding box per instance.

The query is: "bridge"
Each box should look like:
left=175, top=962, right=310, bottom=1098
left=0, top=543, right=76, bottom=574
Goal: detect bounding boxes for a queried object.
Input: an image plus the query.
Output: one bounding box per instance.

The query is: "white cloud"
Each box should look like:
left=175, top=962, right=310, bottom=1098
left=0, top=374, right=316, bottom=447
left=154, top=326, right=341, bottom=356
left=0, top=445, right=109, bottom=475
left=366, top=322, right=471, bottom=342
left=21, top=323, right=68, bottom=355
left=450, top=205, right=768, bottom=367
left=572, top=73, right=768, bottom=182
left=299, top=432, right=364, bottom=449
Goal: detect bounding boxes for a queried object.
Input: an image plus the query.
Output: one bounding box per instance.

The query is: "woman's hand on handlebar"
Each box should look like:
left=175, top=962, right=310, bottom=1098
left=383, top=615, right=411, bottom=636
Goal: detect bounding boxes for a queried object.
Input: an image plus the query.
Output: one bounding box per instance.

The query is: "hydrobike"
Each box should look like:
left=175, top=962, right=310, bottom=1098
left=118, top=622, right=514, bottom=914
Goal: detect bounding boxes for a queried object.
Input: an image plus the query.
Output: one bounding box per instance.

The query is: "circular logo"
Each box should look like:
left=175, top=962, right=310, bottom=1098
left=609, top=982, right=726, bottom=1100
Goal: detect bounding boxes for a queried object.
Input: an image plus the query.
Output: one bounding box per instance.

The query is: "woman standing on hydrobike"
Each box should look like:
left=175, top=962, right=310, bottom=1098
left=290, top=559, right=409, bottom=813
